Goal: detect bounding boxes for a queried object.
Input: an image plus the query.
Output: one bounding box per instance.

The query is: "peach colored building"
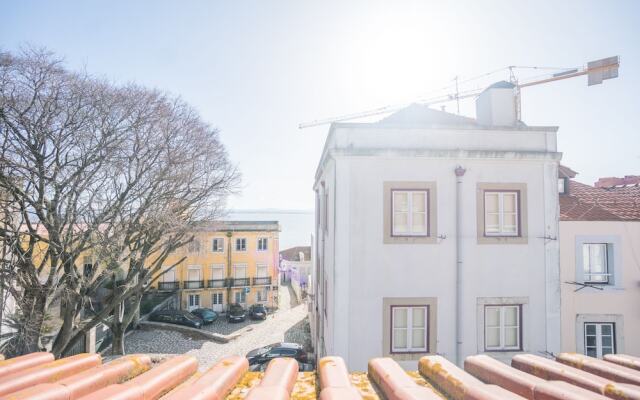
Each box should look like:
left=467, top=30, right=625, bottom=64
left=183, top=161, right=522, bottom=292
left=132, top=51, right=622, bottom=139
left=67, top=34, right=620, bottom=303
left=559, top=169, right=640, bottom=357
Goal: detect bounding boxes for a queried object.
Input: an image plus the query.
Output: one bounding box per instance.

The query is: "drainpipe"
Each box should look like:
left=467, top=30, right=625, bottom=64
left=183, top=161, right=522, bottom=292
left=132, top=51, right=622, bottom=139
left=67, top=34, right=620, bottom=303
left=454, top=165, right=466, bottom=365
left=226, top=231, right=232, bottom=311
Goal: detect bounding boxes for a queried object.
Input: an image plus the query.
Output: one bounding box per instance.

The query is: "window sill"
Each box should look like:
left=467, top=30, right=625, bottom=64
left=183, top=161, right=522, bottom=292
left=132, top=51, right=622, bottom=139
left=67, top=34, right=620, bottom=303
left=384, top=235, right=438, bottom=245
left=387, top=351, right=433, bottom=362
left=477, top=235, right=528, bottom=245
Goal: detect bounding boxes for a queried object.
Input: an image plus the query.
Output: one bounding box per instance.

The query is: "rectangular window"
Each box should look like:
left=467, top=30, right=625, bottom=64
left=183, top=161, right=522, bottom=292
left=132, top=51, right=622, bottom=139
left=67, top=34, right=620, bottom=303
left=257, top=238, right=268, bottom=251
left=584, top=323, right=615, bottom=358
left=392, top=190, right=428, bottom=236
left=235, top=238, right=247, bottom=252
left=188, top=294, right=200, bottom=309
left=211, top=238, right=224, bottom=252
left=558, top=178, right=567, bottom=194
left=188, top=239, right=201, bottom=253
left=391, top=306, right=428, bottom=353
left=485, top=305, right=521, bottom=351
left=257, top=264, right=268, bottom=278
left=210, top=265, right=224, bottom=280
left=234, top=264, right=247, bottom=278
left=187, top=266, right=201, bottom=281
left=256, top=288, right=268, bottom=302
left=212, top=292, right=223, bottom=305
left=161, top=266, right=176, bottom=282
left=582, top=243, right=609, bottom=283
left=235, top=291, right=246, bottom=304
left=484, top=191, right=519, bottom=236
left=83, top=256, right=94, bottom=278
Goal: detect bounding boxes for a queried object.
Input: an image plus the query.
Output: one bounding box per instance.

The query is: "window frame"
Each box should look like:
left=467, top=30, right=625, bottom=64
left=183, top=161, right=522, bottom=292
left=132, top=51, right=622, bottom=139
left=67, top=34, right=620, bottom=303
left=188, top=294, right=200, bottom=308
left=235, top=238, right=247, bottom=252
left=188, top=239, right=201, bottom=253
left=584, top=322, right=615, bottom=358
left=484, top=304, right=522, bottom=352
left=582, top=243, right=610, bottom=284
left=391, top=189, right=430, bottom=237
left=235, top=290, right=247, bottom=304
left=257, top=237, right=268, bottom=251
left=210, top=264, right=225, bottom=280
left=211, top=238, right=224, bottom=253
left=256, top=264, right=268, bottom=278
left=212, top=292, right=223, bottom=305
left=390, top=305, right=429, bottom=354
left=233, top=264, right=248, bottom=279
left=187, top=265, right=202, bottom=282
left=483, top=190, right=520, bottom=237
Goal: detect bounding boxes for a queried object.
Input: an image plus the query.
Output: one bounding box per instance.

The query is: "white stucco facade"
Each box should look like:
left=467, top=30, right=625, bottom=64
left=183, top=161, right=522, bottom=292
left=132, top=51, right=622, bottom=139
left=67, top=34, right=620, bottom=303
left=311, top=102, right=562, bottom=370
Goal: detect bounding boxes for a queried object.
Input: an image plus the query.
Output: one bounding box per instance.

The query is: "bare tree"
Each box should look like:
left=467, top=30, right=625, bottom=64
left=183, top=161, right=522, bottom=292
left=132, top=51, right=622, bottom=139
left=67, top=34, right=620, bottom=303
left=0, top=47, right=239, bottom=357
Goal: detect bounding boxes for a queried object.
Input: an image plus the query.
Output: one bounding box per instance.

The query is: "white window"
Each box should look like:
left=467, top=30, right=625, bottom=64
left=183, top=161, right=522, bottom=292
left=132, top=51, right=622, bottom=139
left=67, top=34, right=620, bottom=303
left=233, top=264, right=247, bottom=278
left=211, top=238, right=224, bottom=252
left=187, top=266, right=201, bottom=281
left=485, top=305, right=521, bottom=351
left=188, top=239, right=201, bottom=253
left=585, top=323, right=615, bottom=358
left=484, top=191, right=519, bottom=236
left=161, top=266, right=176, bottom=282
left=392, top=190, right=428, bottom=236
left=212, top=292, right=223, bottom=305
left=235, top=238, right=247, bottom=251
left=235, top=290, right=246, bottom=304
left=256, top=288, right=268, bottom=302
left=257, top=264, right=268, bottom=278
left=210, top=265, right=224, bottom=280
left=391, top=306, right=428, bottom=353
left=558, top=178, right=567, bottom=194
left=582, top=243, right=610, bottom=283
left=258, top=238, right=268, bottom=251
left=188, top=294, right=200, bottom=309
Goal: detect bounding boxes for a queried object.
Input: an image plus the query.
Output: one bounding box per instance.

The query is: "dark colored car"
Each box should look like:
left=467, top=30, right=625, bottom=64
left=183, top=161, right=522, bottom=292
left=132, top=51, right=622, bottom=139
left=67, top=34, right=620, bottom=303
left=149, top=309, right=203, bottom=329
left=245, top=342, right=308, bottom=366
left=227, top=303, right=246, bottom=323
left=190, top=308, right=218, bottom=324
left=249, top=361, right=314, bottom=372
left=249, top=304, right=268, bottom=320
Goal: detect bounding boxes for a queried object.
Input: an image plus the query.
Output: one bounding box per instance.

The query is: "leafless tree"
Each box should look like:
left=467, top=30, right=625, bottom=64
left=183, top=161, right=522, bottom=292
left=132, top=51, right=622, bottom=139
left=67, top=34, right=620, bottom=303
left=0, top=47, right=239, bottom=357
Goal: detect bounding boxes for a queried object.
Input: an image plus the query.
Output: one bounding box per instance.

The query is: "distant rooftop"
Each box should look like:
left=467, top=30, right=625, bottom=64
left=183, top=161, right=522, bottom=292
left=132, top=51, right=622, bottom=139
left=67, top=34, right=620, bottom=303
left=560, top=176, right=640, bottom=221
left=280, top=246, right=311, bottom=262
left=193, top=220, right=280, bottom=232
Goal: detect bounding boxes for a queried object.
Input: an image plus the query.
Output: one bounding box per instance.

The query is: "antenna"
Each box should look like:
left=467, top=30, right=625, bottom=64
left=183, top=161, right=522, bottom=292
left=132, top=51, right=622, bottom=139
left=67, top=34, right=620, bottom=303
left=299, top=56, right=620, bottom=129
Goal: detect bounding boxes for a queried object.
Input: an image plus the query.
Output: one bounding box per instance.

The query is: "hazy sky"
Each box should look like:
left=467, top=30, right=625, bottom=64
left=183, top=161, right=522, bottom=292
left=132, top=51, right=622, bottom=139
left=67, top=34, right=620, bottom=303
left=2, top=1, right=639, bottom=210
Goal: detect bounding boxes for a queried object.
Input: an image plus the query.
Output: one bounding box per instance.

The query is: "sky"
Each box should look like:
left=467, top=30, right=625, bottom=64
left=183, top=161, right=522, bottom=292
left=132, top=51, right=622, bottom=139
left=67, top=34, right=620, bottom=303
left=2, top=0, right=639, bottom=211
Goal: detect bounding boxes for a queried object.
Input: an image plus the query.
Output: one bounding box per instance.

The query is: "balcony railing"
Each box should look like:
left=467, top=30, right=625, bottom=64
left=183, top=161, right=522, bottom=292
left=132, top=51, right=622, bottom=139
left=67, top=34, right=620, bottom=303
left=231, top=278, right=250, bottom=287
left=183, top=280, right=205, bottom=289
left=252, top=276, right=272, bottom=286
left=158, top=281, right=179, bottom=291
left=207, top=279, right=226, bottom=288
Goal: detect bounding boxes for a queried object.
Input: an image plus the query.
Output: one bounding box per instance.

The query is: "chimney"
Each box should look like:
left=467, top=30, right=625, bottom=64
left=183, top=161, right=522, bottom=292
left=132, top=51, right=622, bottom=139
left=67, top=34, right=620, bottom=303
left=475, top=81, right=517, bottom=127
left=595, top=175, right=640, bottom=188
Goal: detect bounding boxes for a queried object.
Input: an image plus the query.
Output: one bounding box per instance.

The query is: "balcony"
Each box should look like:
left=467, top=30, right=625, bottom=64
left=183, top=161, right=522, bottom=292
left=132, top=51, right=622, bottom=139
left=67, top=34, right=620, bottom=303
left=252, top=276, right=272, bottom=286
left=207, top=279, right=227, bottom=288
left=183, top=280, right=205, bottom=289
left=158, top=281, right=179, bottom=291
left=231, top=278, right=250, bottom=287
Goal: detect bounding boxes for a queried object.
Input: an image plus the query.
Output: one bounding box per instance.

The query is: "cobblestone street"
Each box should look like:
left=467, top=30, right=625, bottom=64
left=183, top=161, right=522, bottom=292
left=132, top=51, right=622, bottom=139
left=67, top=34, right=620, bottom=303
left=124, top=284, right=312, bottom=371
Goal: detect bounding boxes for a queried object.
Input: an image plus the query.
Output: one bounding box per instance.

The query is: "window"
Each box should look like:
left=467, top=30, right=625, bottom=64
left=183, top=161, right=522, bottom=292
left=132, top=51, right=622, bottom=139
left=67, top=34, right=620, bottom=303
left=187, top=266, right=201, bottom=281
left=485, top=305, right=521, bottom=351
left=558, top=178, right=568, bottom=194
left=211, top=238, right=224, bottom=252
left=161, top=266, right=176, bottom=282
left=257, top=264, right=268, bottom=278
left=391, top=306, right=428, bottom=353
left=83, top=256, right=94, bottom=278
left=188, top=239, right=201, bottom=253
left=212, top=292, right=223, bottom=305
left=582, top=243, right=609, bottom=283
left=256, top=288, right=267, bottom=302
left=484, top=191, right=519, bottom=236
left=392, top=190, right=428, bottom=236
left=584, top=323, right=615, bottom=358
left=188, top=294, right=200, bottom=309
left=257, top=237, right=268, bottom=251
left=234, top=264, right=247, bottom=278
left=235, top=291, right=246, bottom=304
left=210, top=265, right=224, bottom=280
left=235, top=238, right=247, bottom=252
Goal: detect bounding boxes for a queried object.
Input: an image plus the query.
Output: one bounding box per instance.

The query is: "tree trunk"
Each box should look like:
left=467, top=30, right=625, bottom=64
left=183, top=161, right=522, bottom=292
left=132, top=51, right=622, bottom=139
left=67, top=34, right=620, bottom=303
left=111, top=320, right=125, bottom=356
left=10, top=289, right=47, bottom=357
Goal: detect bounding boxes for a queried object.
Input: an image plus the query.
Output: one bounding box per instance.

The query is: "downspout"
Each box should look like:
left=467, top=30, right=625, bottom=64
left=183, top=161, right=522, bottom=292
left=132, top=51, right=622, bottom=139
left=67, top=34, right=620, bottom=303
left=226, top=231, right=232, bottom=311
left=455, top=165, right=466, bottom=365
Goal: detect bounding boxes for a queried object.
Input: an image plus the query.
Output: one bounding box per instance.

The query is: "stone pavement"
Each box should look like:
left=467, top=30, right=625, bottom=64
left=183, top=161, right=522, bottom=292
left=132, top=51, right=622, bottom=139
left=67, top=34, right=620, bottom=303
left=124, top=283, right=312, bottom=371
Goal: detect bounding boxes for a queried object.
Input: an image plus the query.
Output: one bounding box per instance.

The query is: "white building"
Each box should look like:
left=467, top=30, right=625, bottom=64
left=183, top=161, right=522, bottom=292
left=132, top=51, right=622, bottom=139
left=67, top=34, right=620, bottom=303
left=311, top=82, right=562, bottom=370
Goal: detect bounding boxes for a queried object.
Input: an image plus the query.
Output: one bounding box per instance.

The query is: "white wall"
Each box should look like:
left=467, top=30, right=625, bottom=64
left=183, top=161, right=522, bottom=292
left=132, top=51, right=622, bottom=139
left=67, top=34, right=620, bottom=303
left=315, top=122, right=561, bottom=370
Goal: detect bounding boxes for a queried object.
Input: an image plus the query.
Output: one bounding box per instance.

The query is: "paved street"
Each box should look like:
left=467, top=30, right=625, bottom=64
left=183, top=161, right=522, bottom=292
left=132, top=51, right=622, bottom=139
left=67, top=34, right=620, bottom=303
left=124, top=284, right=312, bottom=371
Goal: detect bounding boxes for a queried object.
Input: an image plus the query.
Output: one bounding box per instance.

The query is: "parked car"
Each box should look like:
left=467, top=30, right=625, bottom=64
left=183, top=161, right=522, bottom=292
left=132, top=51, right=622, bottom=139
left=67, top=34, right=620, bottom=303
left=149, top=309, right=203, bottom=329
left=249, top=304, right=268, bottom=320
left=245, top=342, right=308, bottom=365
left=249, top=360, right=314, bottom=372
left=190, top=308, right=218, bottom=324
left=227, top=303, right=246, bottom=322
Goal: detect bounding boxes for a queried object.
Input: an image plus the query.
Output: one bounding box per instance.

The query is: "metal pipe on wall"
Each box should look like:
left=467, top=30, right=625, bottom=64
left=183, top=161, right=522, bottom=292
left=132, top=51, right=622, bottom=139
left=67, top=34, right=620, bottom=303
left=454, top=165, right=466, bottom=365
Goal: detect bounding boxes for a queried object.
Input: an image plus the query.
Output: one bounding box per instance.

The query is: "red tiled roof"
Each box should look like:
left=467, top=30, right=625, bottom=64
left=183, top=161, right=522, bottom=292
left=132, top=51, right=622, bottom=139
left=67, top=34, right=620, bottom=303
left=560, top=180, right=640, bottom=221
left=2, top=351, right=640, bottom=399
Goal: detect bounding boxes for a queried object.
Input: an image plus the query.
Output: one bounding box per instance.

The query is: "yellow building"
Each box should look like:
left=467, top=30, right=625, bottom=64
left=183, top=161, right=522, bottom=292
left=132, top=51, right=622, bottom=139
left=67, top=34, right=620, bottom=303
left=153, top=221, right=280, bottom=312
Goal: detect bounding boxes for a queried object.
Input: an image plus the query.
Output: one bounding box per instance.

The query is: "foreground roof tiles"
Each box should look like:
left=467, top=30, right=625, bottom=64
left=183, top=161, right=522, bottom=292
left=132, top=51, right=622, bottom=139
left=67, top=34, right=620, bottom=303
left=1, top=351, right=639, bottom=399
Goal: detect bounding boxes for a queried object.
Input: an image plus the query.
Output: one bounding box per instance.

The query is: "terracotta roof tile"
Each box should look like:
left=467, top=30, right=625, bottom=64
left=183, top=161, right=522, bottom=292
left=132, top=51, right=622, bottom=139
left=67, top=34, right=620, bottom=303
left=560, top=180, right=640, bottom=221
left=1, top=351, right=640, bottom=399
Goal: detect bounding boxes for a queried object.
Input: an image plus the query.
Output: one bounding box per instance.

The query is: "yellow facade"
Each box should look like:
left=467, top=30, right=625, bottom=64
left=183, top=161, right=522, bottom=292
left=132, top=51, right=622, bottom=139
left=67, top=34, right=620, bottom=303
left=152, top=221, right=280, bottom=312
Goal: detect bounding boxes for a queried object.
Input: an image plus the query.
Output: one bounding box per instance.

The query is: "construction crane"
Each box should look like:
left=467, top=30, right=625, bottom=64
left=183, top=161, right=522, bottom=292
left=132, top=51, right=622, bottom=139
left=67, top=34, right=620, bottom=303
left=298, top=56, right=620, bottom=129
